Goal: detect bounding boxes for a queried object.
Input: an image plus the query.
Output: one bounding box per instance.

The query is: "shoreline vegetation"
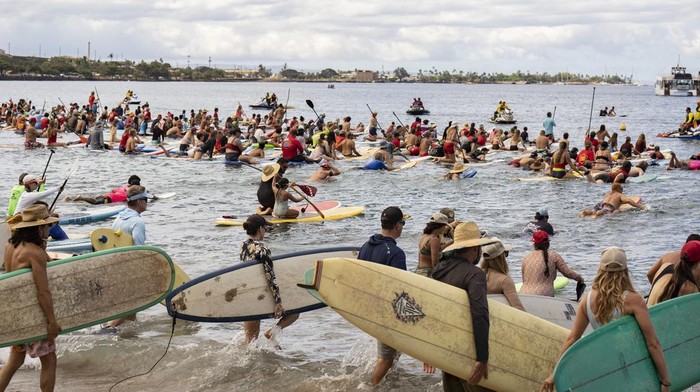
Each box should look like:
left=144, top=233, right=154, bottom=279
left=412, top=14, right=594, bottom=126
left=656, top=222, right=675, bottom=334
left=0, top=53, right=634, bottom=85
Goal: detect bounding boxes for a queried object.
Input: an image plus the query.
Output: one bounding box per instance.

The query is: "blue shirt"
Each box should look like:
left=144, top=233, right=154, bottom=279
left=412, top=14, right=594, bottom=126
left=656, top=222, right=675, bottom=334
left=112, top=207, right=146, bottom=245
left=358, top=234, right=407, bottom=270
left=363, top=160, right=388, bottom=170
left=543, top=118, right=556, bottom=136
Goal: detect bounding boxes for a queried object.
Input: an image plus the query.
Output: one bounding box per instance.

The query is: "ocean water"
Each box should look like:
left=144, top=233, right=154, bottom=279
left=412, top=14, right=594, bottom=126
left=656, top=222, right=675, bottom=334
left=0, top=81, right=698, bottom=391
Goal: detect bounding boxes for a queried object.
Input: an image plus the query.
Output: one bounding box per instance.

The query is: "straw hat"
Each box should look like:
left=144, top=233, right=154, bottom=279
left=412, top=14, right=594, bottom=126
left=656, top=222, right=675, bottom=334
left=443, top=221, right=497, bottom=252
left=261, top=163, right=280, bottom=182
left=12, top=204, right=59, bottom=230
left=482, top=238, right=513, bottom=260
left=449, top=163, right=468, bottom=174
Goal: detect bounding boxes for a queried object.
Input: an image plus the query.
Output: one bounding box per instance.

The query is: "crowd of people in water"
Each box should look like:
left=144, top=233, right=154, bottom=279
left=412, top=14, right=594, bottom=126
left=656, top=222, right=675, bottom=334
left=1, top=91, right=699, bottom=391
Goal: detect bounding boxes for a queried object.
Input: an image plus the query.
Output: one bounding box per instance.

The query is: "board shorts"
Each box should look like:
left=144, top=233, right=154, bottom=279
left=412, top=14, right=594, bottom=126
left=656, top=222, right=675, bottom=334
left=289, top=155, right=306, bottom=163
left=551, top=170, right=566, bottom=179
left=24, top=141, right=43, bottom=149
left=377, top=340, right=400, bottom=359
left=509, top=145, right=519, bottom=151
left=94, top=195, right=112, bottom=204
left=12, top=340, right=56, bottom=359
left=225, top=152, right=241, bottom=162
left=443, top=142, right=455, bottom=155
left=594, top=202, right=616, bottom=215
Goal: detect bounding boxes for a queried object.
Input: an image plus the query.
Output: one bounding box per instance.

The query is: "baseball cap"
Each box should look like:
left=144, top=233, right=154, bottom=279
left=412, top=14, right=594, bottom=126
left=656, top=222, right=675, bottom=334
left=439, top=208, right=455, bottom=223
left=600, top=247, right=628, bottom=272
left=244, top=214, right=273, bottom=229
left=681, top=241, right=700, bottom=263
left=23, top=175, right=41, bottom=185
left=532, top=230, right=549, bottom=245
left=380, top=206, right=408, bottom=226
left=430, top=213, right=449, bottom=225
left=535, top=209, right=549, bottom=218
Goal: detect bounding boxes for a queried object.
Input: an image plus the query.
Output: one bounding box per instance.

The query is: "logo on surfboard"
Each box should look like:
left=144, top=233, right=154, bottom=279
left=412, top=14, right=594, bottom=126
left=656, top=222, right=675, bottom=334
left=392, top=291, right=425, bottom=324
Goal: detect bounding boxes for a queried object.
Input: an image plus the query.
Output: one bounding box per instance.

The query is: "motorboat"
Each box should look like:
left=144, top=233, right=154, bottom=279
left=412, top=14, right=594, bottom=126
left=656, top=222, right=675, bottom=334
left=406, top=106, right=430, bottom=115
left=488, top=109, right=517, bottom=124
left=655, top=65, right=700, bottom=96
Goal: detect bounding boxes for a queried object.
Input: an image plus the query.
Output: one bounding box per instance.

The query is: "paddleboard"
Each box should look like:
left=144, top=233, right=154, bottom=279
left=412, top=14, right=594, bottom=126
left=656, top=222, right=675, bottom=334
left=0, top=246, right=174, bottom=348
left=166, top=247, right=360, bottom=322
left=515, top=276, right=569, bottom=292
left=394, top=160, right=417, bottom=171
left=554, top=293, right=700, bottom=391
left=0, top=223, right=10, bottom=271
left=154, top=192, right=176, bottom=200
left=626, top=174, right=658, bottom=183
left=306, top=258, right=568, bottom=391
left=515, top=172, right=582, bottom=182
left=215, top=206, right=365, bottom=226
left=90, top=228, right=134, bottom=251
left=46, top=238, right=93, bottom=253
left=489, top=294, right=592, bottom=333
left=59, top=205, right=126, bottom=225
left=581, top=196, right=644, bottom=217
left=289, top=200, right=341, bottom=213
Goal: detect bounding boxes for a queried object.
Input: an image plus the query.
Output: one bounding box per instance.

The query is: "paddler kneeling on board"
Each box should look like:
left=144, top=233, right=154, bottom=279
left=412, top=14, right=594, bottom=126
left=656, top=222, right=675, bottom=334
left=431, top=221, right=494, bottom=391
left=542, top=247, right=671, bottom=392
left=240, top=214, right=298, bottom=346
left=0, top=203, right=62, bottom=391
left=579, top=182, right=646, bottom=218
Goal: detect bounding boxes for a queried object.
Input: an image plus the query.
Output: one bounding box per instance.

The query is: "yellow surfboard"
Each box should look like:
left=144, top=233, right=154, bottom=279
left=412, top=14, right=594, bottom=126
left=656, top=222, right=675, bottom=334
left=215, top=206, right=365, bottom=226
left=306, top=258, right=568, bottom=391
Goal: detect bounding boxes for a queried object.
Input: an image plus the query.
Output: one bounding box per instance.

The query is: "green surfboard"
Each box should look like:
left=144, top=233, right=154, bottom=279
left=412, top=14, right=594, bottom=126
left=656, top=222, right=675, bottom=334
left=554, top=293, right=700, bottom=391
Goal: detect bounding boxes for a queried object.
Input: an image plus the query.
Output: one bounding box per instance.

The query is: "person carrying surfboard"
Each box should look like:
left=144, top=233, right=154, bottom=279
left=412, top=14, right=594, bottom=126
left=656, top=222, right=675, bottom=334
left=542, top=247, right=671, bottom=392
left=0, top=203, right=61, bottom=392
left=358, top=206, right=408, bottom=386
left=432, top=221, right=496, bottom=390
left=239, top=214, right=298, bottom=346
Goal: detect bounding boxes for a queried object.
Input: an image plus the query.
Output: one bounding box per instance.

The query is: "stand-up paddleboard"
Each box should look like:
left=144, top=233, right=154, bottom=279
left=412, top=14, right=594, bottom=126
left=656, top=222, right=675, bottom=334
left=215, top=206, right=365, bottom=226
left=515, top=172, right=582, bottom=182
left=59, top=205, right=126, bottom=225
left=153, top=192, right=176, bottom=200
left=489, top=294, right=592, bottom=333
left=290, top=200, right=341, bottom=213
left=515, top=276, right=569, bottom=292
left=0, top=223, right=10, bottom=270
left=305, top=258, right=568, bottom=391
left=166, top=247, right=359, bottom=322
left=90, top=228, right=133, bottom=251
left=554, top=293, right=700, bottom=391
left=626, top=174, right=658, bottom=184
left=46, top=238, right=93, bottom=253
left=394, top=160, right=417, bottom=171
left=0, top=246, right=174, bottom=347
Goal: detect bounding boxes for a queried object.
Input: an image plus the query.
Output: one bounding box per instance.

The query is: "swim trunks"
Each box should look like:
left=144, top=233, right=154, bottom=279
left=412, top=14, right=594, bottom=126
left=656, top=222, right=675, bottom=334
left=12, top=340, right=56, bottom=359
left=593, top=202, right=615, bottom=215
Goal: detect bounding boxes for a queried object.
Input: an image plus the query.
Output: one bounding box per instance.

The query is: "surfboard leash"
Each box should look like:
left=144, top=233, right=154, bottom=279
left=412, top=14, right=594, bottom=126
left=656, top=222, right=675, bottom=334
left=107, top=313, right=178, bottom=392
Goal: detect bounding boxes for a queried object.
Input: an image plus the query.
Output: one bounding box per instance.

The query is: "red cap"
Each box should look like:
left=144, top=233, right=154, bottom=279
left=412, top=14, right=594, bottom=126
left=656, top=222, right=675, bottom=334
left=681, top=241, right=700, bottom=263
left=532, top=230, right=549, bottom=245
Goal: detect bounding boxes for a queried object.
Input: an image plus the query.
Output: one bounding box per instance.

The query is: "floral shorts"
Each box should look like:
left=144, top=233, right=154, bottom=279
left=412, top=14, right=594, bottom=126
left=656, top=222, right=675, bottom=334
left=12, top=340, right=56, bottom=358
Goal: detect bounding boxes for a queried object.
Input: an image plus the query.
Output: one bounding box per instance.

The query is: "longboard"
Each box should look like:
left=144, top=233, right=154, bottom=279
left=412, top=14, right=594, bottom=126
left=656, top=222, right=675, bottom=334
left=59, top=205, right=126, bottom=225
left=554, top=293, right=700, bottom=391
left=0, top=246, right=174, bottom=347
left=306, top=257, right=568, bottom=391
left=489, top=294, right=592, bottom=333
left=166, top=247, right=359, bottom=322
left=215, top=206, right=365, bottom=226
left=0, top=223, right=10, bottom=271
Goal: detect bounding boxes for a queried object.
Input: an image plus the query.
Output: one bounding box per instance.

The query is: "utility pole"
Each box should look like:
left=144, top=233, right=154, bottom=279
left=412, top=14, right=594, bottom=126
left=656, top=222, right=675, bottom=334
left=208, top=56, right=211, bottom=68
left=187, top=55, right=190, bottom=68
left=59, top=46, right=61, bottom=57
left=87, top=41, right=91, bottom=60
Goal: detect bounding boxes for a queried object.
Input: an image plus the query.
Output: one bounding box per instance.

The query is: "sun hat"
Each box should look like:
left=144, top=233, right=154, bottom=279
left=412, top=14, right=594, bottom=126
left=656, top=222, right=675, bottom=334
left=22, top=175, right=41, bottom=185
left=681, top=241, right=700, bottom=263
left=261, top=163, right=281, bottom=182
left=430, top=213, right=449, bottom=225
left=600, top=247, right=628, bottom=272
left=449, top=163, right=468, bottom=174
left=482, top=238, right=513, bottom=260
left=442, top=221, right=497, bottom=252
left=532, top=230, right=549, bottom=245
left=12, top=204, right=59, bottom=230
left=126, top=185, right=153, bottom=201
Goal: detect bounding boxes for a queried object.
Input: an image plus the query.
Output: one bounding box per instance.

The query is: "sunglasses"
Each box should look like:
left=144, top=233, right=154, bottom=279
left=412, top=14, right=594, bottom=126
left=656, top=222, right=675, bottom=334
left=399, top=220, right=406, bottom=226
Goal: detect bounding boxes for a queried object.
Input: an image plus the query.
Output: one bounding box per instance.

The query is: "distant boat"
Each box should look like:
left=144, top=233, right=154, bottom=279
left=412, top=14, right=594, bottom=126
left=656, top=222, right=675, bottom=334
left=488, top=109, right=517, bottom=124
left=655, top=64, right=700, bottom=96
left=327, top=84, right=335, bottom=89
left=406, top=106, right=430, bottom=115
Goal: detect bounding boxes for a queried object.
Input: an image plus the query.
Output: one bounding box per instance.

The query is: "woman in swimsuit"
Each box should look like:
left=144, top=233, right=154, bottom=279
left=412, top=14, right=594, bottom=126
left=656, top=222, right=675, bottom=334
left=272, top=178, right=303, bottom=219
left=415, top=213, right=452, bottom=277
left=592, top=141, right=613, bottom=172
left=224, top=129, right=257, bottom=164
left=634, top=133, right=647, bottom=155
left=507, top=128, right=524, bottom=151
left=542, top=247, right=670, bottom=392
left=520, top=230, right=584, bottom=296
left=549, top=141, right=582, bottom=178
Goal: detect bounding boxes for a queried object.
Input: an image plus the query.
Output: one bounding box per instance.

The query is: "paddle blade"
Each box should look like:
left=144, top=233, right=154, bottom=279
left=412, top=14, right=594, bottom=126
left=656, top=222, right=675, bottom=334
left=305, top=99, right=314, bottom=109
left=297, top=185, right=317, bottom=197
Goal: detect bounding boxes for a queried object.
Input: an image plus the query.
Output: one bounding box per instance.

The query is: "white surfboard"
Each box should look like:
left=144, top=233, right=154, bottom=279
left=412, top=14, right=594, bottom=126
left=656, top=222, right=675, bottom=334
left=489, top=294, right=592, bottom=333
left=0, top=223, right=10, bottom=271
left=166, top=247, right=359, bottom=322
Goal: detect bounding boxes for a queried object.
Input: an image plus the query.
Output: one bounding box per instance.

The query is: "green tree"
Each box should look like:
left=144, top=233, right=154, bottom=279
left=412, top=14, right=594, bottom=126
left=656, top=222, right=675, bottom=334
left=393, top=67, right=409, bottom=80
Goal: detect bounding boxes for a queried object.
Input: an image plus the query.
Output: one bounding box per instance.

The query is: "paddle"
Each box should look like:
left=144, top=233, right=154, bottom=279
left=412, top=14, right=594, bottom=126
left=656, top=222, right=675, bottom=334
left=552, top=106, right=557, bottom=120
left=41, top=148, right=56, bottom=181
left=305, top=99, right=322, bottom=123
left=282, top=88, right=290, bottom=121
left=291, top=185, right=324, bottom=219
left=49, top=163, right=80, bottom=212
left=392, top=112, right=406, bottom=128
left=94, top=86, right=103, bottom=115
left=366, top=104, right=386, bottom=138
left=586, top=87, right=596, bottom=133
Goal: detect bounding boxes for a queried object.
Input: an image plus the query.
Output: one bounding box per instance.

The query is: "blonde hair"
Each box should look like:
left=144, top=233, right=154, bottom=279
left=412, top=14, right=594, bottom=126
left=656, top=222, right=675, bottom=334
left=481, top=253, right=509, bottom=275
left=592, top=268, right=635, bottom=325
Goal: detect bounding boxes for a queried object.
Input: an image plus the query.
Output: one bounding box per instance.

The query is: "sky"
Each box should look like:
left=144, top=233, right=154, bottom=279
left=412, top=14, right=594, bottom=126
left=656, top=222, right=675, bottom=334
left=2, top=0, right=699, bottom=82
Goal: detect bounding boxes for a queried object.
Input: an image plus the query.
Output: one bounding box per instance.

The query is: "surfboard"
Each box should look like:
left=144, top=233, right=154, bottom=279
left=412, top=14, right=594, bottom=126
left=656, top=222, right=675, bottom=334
left=515, top=276, right=569, bottom=292
left=305, top=257, right=568, bottom=391
left=554, top=293, right=700, bottom=391
left=0, top=246, right=174, bottom=348
left=59, top=205, right=126, bottom=225
left=515, top=172, right=582, bottom=182
left=488, top=294, right=592, bottom=333
left=626, top=174, right=658, bottom=183
left=394, top=160, right=417, bottom=171
left=214, top=206, right=365, bottom=226
left=154, top=192, right=176, bottom=200
left=290, top=200, right=341, bottom=213
left=0, top=223, right=10, bottom=271
left=90, top=228, right=134, bottom=251
left=166, top=247, right=360, bottom=322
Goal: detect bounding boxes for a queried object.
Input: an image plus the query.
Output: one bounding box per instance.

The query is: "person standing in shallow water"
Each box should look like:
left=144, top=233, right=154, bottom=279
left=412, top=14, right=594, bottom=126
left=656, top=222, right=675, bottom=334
left=240, top=214, right=298, bottom=345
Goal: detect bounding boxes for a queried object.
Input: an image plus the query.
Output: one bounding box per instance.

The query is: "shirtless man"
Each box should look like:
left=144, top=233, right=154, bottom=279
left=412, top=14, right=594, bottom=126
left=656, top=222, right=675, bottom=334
left=339, top=132, right=361, bottom=157
left=419, top=132, right=432, bottom=157
left=0, top=204, right=61, bottom=392
left=273, top=104, right=285, bottom=125
left=535, top=130, right=550, bottom=151
left=579, top=182, right=646, bottom=218
left=308, top=160, right=341, bottom=182
left=24, top=121, right=44, bottom=149
left=125, top=129, right=140, bottom=154
left=404, top=129, right=420, bottom=155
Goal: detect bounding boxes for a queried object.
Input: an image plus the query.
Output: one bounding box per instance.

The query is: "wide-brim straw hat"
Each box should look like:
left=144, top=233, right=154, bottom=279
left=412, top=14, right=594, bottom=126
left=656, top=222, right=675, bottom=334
left=449, top=163, right=468, bottom=174
left=443, top=221, right=497, bottom=252
left=11, top=204, right=59, bottom=230
left=261, top=163, right=280, bottom=182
